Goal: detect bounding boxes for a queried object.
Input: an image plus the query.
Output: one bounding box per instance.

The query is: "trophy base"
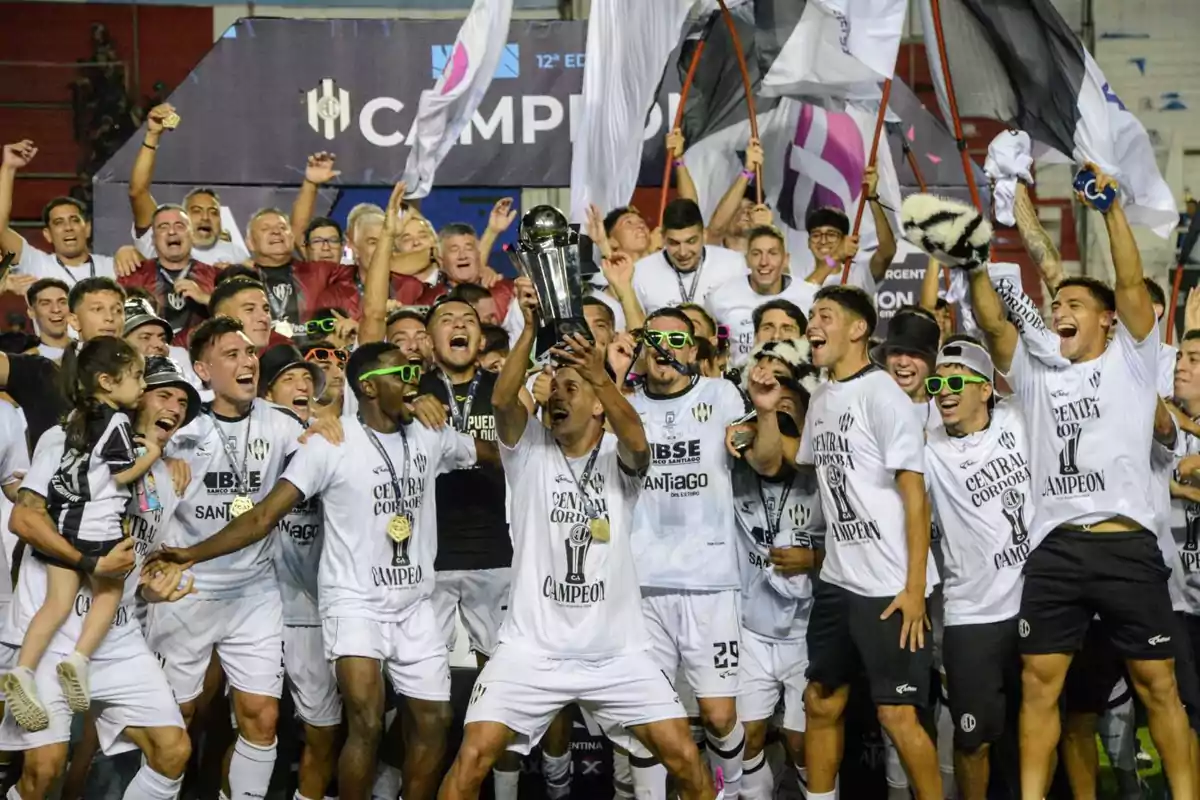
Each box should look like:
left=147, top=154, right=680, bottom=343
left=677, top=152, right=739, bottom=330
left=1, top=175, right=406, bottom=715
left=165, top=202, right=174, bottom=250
left=553, top=318, right=593, bottom=344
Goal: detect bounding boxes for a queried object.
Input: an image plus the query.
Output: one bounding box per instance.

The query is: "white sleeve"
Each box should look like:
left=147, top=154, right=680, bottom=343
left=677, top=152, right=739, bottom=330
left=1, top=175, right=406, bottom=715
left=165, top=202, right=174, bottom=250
left=990, top=272, right=1069, bottom=368
left=22, top=428, right=65, bottom=497
left=1111, top=320, right=1160, bottom=388
left=718, top=381, right=748, bottom=426
left=997, top=334, right=1046, bottom=402
left=12, top=236, right=52, bottom=278
left=867, top=390, right=925, bottom=474
left=280, top=438, right=337, bottom=500
left=797, top=406, right=815, bottom=466
left=499, top=415, right=549, bottom=481
left=0, top=411, right=29, bottom=485
left=133, top=225, right=156, bottom=258
left=436, top=428, right=478, bottom=475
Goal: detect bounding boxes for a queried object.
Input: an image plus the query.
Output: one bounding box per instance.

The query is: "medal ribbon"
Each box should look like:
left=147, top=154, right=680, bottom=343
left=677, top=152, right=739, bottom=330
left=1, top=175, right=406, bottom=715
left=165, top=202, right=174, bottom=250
left=669, top=247, right=707, bottom=304
left=55, top=256, right=95, bottom=285
left=557, top=438, right=603, bottom=520
left=440, top=370, right=482, bottom=433
left=360, top=419, right=412, bottom=519
left=209, top=413, right=253, bottom=497
left=756, top=477, right=794, bottom=541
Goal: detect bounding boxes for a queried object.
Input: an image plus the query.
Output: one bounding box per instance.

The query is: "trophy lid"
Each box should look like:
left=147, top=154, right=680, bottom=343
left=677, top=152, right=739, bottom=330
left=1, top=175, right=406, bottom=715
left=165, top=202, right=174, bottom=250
left=519, top=205, right=572, bottom=248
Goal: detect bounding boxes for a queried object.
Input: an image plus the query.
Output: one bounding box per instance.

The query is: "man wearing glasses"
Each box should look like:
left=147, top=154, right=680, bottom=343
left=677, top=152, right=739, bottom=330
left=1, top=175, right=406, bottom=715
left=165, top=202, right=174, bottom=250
left=626, top=307, right=751, bottom=800
left=922, top=337, right=1029, bottom=800
left=303, top=342, right=354, bottom=421
left=301, top=217, right=345, bottom=264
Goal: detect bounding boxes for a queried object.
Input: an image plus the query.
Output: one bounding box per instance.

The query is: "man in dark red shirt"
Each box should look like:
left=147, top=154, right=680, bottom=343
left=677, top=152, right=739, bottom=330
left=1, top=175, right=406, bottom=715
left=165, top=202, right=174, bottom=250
left=118, top=204, right=218, bottom=346
left=245, top=207, right=361, bottom=324
left=417, top=223, right=514, bottom=320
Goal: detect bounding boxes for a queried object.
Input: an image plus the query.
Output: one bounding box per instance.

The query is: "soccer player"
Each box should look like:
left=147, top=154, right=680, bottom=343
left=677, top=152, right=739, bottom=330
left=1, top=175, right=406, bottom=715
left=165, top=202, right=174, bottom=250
left=632, top=200, right=746, bottom=314
left=437, top=277, right=716, bottom=800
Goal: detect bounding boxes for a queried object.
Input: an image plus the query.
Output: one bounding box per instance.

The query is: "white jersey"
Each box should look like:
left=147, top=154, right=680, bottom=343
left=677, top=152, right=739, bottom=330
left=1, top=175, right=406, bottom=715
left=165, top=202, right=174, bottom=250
left=6, top=428, right=177, bottom=660
left=731, top=456, right=824, bottom=640
left=46, top=408, right=136, bottom=544
left=0, top=403, right=29, bottom=616
left=799, top=366, right=939, bottom=597
left=1001, top=322, right=1159, bottom=549
left=281, top=421, right=476, bottom=622
left=134, top=226, right=250, bottom=265
left=498, top=417, right=647, bottom=659
left=705, top=276, right=819, bottom=367
left=924, top=402, right=1031, bottom=626
left=628, top=376, right=746, bottom=590
left=275, top=492, right=323, bottom=626
left=632, top=246, right=746, bottom=314
left=1170, top=422, right=1200, bottom=614
left=12, top=237, right=117, bottom=285
left=166, top=400, right=303, bottom=598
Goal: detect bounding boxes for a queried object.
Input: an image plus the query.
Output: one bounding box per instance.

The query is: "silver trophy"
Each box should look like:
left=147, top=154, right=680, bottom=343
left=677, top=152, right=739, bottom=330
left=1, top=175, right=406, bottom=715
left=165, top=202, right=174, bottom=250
left=506, top=205, right=592, bottom=342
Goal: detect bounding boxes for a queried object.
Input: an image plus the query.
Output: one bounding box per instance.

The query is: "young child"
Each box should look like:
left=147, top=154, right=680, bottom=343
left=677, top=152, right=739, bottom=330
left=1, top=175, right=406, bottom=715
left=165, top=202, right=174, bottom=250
left=3, top=337, right=159, bottom=731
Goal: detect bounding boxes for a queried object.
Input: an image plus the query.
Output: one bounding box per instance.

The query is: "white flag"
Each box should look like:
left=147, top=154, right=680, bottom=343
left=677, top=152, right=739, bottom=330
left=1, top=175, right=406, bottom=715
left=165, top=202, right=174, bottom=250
left=568, top=0, right=695, bottom=223
left=761, top=0, right=907, bottom=100
left=402, top=0, right=514, bottom=199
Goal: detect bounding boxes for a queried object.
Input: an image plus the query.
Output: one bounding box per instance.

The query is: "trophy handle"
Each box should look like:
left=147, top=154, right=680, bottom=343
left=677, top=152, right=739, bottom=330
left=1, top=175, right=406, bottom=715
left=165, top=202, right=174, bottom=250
left=505, top=246, right=530, bottom=279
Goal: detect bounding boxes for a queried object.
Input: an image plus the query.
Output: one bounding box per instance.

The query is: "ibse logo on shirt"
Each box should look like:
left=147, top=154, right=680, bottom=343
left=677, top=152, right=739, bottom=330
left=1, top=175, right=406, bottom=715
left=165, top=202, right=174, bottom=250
left=1047, top=397, right=1106, bottom=497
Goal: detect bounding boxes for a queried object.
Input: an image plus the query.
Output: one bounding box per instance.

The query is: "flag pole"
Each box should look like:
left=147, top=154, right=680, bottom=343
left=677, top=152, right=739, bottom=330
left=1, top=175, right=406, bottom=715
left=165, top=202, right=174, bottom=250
left=1167, top=262, right=1185, bottom=344
left=716, top=0, right=763, bottom=204
left=841, top=78, right=893, bottom=285
left=659, top=34, right=708, bottom=227
left=927, top=0, right=984, bottom=212
left=900, top=132, right=953, bottom=298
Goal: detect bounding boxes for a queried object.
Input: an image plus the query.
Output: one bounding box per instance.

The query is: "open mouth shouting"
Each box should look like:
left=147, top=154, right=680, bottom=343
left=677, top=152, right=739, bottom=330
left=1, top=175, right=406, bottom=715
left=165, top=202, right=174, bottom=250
left=937, top=393, right=960, bottom=413
left=234, top=369, right=256, bottom=390
left=549, top=402, right=570, bottom=424
left=449, top=333, right=471, bottom=352
left=153, top=410, right=180, bottom=433
left=808, top=332, right=827, bottom=358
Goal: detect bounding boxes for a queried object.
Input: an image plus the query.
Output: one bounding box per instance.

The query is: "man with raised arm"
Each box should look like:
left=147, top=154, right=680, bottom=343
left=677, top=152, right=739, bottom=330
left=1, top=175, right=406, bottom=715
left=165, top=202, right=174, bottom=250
left=965, top=165, right=1195, bottom=799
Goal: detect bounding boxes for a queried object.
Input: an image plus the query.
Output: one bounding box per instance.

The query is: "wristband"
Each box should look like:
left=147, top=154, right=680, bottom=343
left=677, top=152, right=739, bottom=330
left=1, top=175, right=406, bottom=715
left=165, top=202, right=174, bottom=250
left=142, top=142, right=157, bottom=151
left=740, top=169, right=756, bottom=181
left=78, top=554, right=98, bottom=575
left=672, top=159, right=684, bottom=168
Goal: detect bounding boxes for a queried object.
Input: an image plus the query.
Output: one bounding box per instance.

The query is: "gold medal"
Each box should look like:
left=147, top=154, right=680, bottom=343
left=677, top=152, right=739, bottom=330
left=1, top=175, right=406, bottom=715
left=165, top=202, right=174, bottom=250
left=589, top=517, right=610, bottom=543
left=230, top=495, right=254, bottom=517
left=387, top=514, right=412, bottom=542
left=162, top=112, right=180, bottom=130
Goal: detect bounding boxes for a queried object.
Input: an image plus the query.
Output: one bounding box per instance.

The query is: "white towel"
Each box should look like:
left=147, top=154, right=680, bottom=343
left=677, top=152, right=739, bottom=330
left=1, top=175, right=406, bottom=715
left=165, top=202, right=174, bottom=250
left=984, top=130, right=1034, bottom=226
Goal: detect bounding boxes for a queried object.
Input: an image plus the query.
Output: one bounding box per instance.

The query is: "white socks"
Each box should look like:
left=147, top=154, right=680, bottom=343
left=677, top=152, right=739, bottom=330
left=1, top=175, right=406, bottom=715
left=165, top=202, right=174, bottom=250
left=612, top=749, right=634, bottom=799
left=228, top=736, right=277, bottom=800
left=542, top=751, right=572, bottom=800
left=493, top=769, right=520, bottom=800
left=706, top=723, right=745, bottom=800
left=630, top=758, right=668, bottom=800
left=807, top=790, right=836, bottom=800
left=740, top=750, right=773, bottom=800
left=372, top=763, right=403, bottom=800
left=122, top=764, right=184, bottom=800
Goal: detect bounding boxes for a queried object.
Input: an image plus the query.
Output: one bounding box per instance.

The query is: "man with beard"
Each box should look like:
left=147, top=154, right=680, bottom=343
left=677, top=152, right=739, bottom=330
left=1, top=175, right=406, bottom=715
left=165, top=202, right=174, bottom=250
left=437, top=277, right=717, bottom=800
left=871, top=307, right=942, bottom=432
left=730, top=341, right=824, bottom=800
left=154, top=339, right=496, bottom=800
left=119, top=204, right=219, bottom=344
left=303, top=341, right=352, bottom=422
left=244, top=208, right=361, bottom=331
left=129, top=105, right=251, bottom=266
left=147, top=316, right=339, bottom=800
left=632, top=200, right=745, bottom=315
left=707, top=227, right=821, bottom=367
left=792, top=284, right=942, bottom=800
left=626, top=307, right=749, bottom=799
left=1, top=142, right=124, bottom=289
left=669, top=130, right=768, bottom=254
left=255, top=343, right=343, bottom=800
left=0, top=355, right=200, bottom=800
left=0, top=277, right=125, bottom=450
left=24, top=279, right=70, bottom=360
left=965, top=167, right=1195, bottom=798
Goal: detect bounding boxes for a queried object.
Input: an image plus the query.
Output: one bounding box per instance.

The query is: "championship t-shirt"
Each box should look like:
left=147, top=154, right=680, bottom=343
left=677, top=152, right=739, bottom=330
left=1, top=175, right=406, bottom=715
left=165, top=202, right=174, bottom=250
left=731, top=456, right=824, bottom=640
left=628, top=376, right=747, bottom=590
left=5, top=427, right=177, bottom=661
left=166, top=400, right=304, bottom=597
left=282, top=421, right=476, bottom=621
left=1171, top=423, right=1200, bottom=614
left=632, top=246, right=747, bottom=314
left=1001, top=321, right=1159, bottom=548
left=705, top=275, right=820, bottom=367
left=498, top=417, right=647, bottom=659
left=11, top=238, right=117, bottom=286
left=799, top=366, right=939, bottom=597
left=0, top=403, right=29, bottom=616
left=418, top=369, right=512, bottom=571
left=924, top=402, right=1031, bottom=626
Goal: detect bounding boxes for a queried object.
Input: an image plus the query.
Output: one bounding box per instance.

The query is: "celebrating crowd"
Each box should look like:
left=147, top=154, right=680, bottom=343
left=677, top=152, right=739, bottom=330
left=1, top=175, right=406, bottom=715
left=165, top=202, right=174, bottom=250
left=0, top=93, right=1193, bottom=800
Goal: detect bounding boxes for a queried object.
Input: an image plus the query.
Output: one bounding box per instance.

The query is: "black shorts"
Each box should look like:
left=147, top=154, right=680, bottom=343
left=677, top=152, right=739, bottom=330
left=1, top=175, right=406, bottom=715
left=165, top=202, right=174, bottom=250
left=1062, top=622, right=1128, bottom=715
left=806, top=579, right=932, bottom=708
left=1019, top=529, right=1174, bottom=660
left=1174, top=613, right=1200, bottom=734
left=943, top=619, right=1020, bottom=751
left=33, top=534, right=126, bottom=571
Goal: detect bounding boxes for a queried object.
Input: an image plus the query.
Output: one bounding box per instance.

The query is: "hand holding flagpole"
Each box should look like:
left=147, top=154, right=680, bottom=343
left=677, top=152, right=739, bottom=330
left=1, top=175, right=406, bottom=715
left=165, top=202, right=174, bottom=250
left=841, top=78, right=893, bottom=284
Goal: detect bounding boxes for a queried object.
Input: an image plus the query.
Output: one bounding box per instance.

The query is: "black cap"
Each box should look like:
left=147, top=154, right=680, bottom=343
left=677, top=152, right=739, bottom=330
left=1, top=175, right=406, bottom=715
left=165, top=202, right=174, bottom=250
left=123, top=297, right=173, bottom=341
left=257, top=343, right=326, bottom=399
left=143, top=356, right=202, bottom=428
left=870, top=309, right=941, bottom=367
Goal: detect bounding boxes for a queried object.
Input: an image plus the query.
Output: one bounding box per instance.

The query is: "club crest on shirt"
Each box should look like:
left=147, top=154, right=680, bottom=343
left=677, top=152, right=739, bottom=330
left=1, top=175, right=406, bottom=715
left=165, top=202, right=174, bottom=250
left=414, top=452, right=429, bottom=474
left=1088, top=370, right=1101, bottom=389
left=248, top=437, right=270, bottom=461
left=787, top=503, right=810, bottom=529
left=691, top=403, right=712, bottom=423
left=999, top=431, right=1016, bottom=450
left=838, top=412, right=854, bottom=433
left=271, top=283, right=292, bottom=302
left=166, top=292, right=186, bottom=311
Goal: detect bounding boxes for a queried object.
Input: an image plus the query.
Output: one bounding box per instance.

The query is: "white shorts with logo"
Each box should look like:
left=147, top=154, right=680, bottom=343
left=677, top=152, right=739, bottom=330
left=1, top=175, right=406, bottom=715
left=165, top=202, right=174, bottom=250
left=642, top=589, right=741, bottom=699
left=0, top=643, right=16, bottom=702
left=465, top=643, right=686, bottom=757
left=147, top=589, right=284, bottom=703
left=284, top=625, right=342, bottom=727
left=736, top=630, right=808, bottom=732
left=323, top=599, right=450, bottom=702
left=0, top=649, right=183, bottom=756
left=431, top=568, right=511, bottom=657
